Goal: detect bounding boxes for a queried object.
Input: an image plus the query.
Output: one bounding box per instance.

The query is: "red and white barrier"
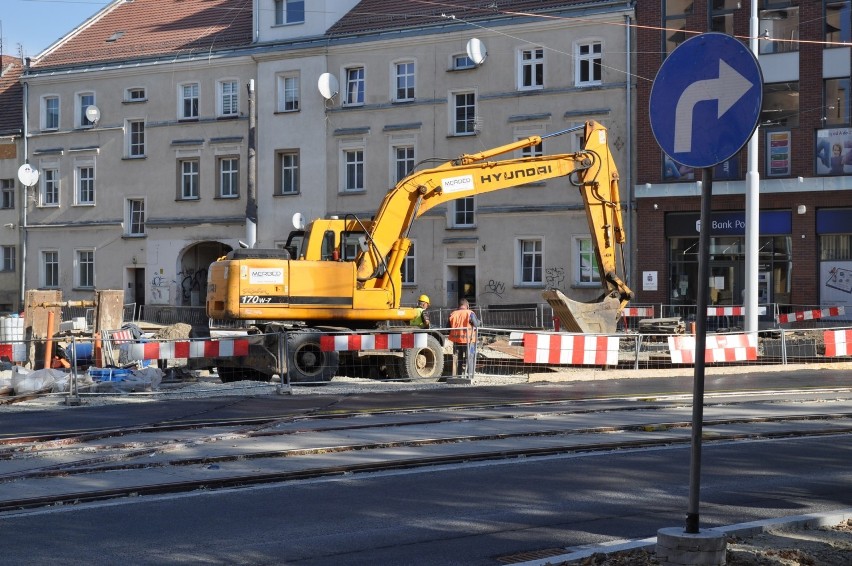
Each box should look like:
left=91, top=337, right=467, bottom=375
left=127, top=339, right=250, bottom=361
left=320, top=333, right=427, bottom=352
left=778, top=306, right=844, bottom=324
left=668, top=333, right=757, bottom=364
left=622, top=307, right=654, bottom=317
left=823, top=329, right=852, bottom=356
left=0, top=343, right=26, bottom=363
left=523, top=333, right=619, bottom=366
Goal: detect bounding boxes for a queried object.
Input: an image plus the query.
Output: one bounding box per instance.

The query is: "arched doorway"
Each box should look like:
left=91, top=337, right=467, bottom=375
left=178, top=241, right=232, bottom=306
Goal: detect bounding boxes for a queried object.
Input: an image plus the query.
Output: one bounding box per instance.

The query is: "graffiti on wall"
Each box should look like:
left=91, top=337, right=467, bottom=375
left=482, top=279, right=505, bottom=298
left=545, top=266, right=566, bottom=291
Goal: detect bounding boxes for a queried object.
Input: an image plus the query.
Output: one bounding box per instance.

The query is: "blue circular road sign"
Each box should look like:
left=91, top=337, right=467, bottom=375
left=649, top=33, right=763, bottom=169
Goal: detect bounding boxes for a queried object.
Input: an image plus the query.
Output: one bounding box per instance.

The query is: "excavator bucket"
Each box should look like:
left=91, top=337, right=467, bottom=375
left=542, top=289, right=621, bottom=334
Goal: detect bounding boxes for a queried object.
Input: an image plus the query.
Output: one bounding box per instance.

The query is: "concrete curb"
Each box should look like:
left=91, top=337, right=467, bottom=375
left=509, top=507, right=852, bottom=565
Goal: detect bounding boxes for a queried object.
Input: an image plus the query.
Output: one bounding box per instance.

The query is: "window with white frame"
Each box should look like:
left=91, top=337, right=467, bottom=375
left=516, top=128, right=544, bottom=158
left=276, top=150, right=299, bottom=195
left=277, top=73, right=300, bottom=112
left=179, top=159, right=200, bottom=199
left=179, top=83, right=200, bottom=119
left=344, top=66, right=365, bottom=106
left=518, top=47, right=544, bottom=90
left=517, top=238, right=543, bottom=285
left=42, top=250, right=59, bottom=288
left=77, top=92, right=95, bottom=128
left=401, top=242, right=415, bottom=285
left=575, top=41, right=602, bottom=86
left=218, top=157, right=239, bottom=198
left=394, top=61, right=415, bottom=101
left=274, top=0, right=304, bottom=25
left=127, top=198, right=145, bottom=236
left=76, top=249, right=95, bottom=289
left=42, top=96, right=59, bottom=130
left=1, top=246, right=15, bottom=272
left=76, top=164, right=95, bottom=205
left=126, top=87, right=146, bottom=102
left=1, top=179, right=13, bottom=209
left=453, top=53, right=474, bottom=70
left=453, top=197, right=475, bottom=227
left=452, top=91, right=476, bottom=135
left=575, top=236, right=601, bottom=284
left=127, top=119, right=145, bottom=157
left=219, top=80, right=239, bottom=117
left=41, top=167, right=59, bottom=207
left=393, top=144, right=415, bottom=183
left=343, top=147, right=364, bottom=192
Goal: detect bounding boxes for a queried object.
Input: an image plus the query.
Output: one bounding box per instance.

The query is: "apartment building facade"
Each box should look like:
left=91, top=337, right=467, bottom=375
left=12, top=0, right=637, bottom=312
left=635, top=1, right=852, bottom=315
left=0, top=56, right=24, bottom=312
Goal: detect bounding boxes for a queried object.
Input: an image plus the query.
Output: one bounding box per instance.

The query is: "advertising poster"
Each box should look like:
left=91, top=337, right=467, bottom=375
left=766, top=131, right=790, bottom=176
left=820, top=262, right=852, bottom=320
left=816, top=127, right=852, bottom=175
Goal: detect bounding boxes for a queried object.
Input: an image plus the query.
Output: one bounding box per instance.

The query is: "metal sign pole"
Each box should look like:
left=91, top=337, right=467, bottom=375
left=686, top=168, right=713, bottom=534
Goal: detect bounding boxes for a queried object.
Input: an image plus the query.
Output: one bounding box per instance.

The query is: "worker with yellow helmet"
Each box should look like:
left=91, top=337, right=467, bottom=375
left=410, top=294, right=431, bottom=328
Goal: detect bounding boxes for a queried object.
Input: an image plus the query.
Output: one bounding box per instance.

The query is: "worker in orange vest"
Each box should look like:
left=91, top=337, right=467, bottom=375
left=448, top=298, right=480, bottom=377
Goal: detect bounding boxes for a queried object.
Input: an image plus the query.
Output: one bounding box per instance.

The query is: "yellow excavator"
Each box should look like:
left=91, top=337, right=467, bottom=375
left=206, top=120, right=633, bottom=382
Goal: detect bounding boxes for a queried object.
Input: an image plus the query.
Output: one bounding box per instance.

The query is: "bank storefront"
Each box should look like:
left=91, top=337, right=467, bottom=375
left=818, top=209, right=852, bottom=316
left=666, top=211, right=792, bottom=308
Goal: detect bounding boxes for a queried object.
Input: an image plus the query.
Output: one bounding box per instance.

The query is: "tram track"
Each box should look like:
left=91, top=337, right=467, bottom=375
left=2, top=389, right=852, bottom=514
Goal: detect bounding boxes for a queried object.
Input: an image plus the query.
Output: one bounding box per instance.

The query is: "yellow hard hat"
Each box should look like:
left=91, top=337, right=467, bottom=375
left=418, top=294, right=430, bottom=304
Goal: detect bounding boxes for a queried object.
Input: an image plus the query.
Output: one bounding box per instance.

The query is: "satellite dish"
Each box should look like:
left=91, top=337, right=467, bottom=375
left=292, top=212, right=305, bottom=230
left=317, top=73, right=339, bottom=100
left=85, top=105, right=101, bottom=125
left=17, top=163, right=39, bottom=187
left=466, top=38, right=487, bottom=66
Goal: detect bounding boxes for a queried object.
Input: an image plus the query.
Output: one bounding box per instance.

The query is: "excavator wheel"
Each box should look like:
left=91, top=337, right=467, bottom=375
left=286, top=331, right=339, bottom=383
left=399, top=334, right=445, bottom=381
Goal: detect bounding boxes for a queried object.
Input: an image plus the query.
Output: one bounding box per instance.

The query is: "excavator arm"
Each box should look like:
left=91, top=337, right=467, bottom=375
left=356, top=120, right=632, bottom=332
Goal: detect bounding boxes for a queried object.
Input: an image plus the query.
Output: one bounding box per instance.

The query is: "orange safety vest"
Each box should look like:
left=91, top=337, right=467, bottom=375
left=448, top=308, right=474, bottom=344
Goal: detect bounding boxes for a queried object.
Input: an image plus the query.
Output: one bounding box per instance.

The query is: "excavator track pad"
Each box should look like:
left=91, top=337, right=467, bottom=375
left=542, top=289, right=621, bottom=334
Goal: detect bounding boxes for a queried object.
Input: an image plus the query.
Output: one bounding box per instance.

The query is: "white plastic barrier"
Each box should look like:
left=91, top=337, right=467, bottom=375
left=522, top=332, right=620, bottom=366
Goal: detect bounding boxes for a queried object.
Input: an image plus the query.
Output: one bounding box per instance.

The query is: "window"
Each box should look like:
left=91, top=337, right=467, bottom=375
left=1, top=246, right=15, bottom=272
left=179, top=83, right=199, bottom=119
left=1, top=179, right=13, bottom=209
left=826, top=1, right=851, bottom=44
left=343, top=148, right=364, bottom=192
left=664, top=0, right=691, bottom=55
left=42, top=96, right=59, bottom=130
left=277, top=74, right=300, bottom=112
left=576, top=41, right=602, bottom=86
left=759, top=4, right=799, bottom=54
left=76, top=165, right=95, bottom=205
left=344, top=66, right=365, bottom=106
left=78, top=92, right=95, bottom=127
left=518, top=47, right=544, bottom=90
left=274, top=0, right=304, bottom=25
left=710, top=0, right=739, bottom=35
left=76, top=250, right=94, bottom=289
left=41, top=168, right=59, bottom=207
left=218, top=157, right=239, bottom=198
left=394, top=61, right=415, bottom=101
left=401, top=243, right=415, bottom=285
left=276, top=151, right=300, bottom=195
left=179, top=159, right=200, bottom=199
left=42, top=251, right=59, bottom=288
left=576, top=237, right=600, bottom=284
left=219, top=80, right=239, bottom=117
left=518, top=238, right=543, bottom=285
left=393, top=145, right=415, bottom=183
left=825, top=78, right=851, bottom=126
left=127, top=199, right=145, bottom=236
left=453, top=197, right=474, bottom=227
left=452, top=91, right=476, bottom=135
left=761, top=81, right=799, bottom=127
left=126, top=87, right=146, bottom=101
left=517, top=132, right=543, bottom=158
left=453, top=54, right=474, bottom=70
left=127, top=120, right=145, bottom=157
